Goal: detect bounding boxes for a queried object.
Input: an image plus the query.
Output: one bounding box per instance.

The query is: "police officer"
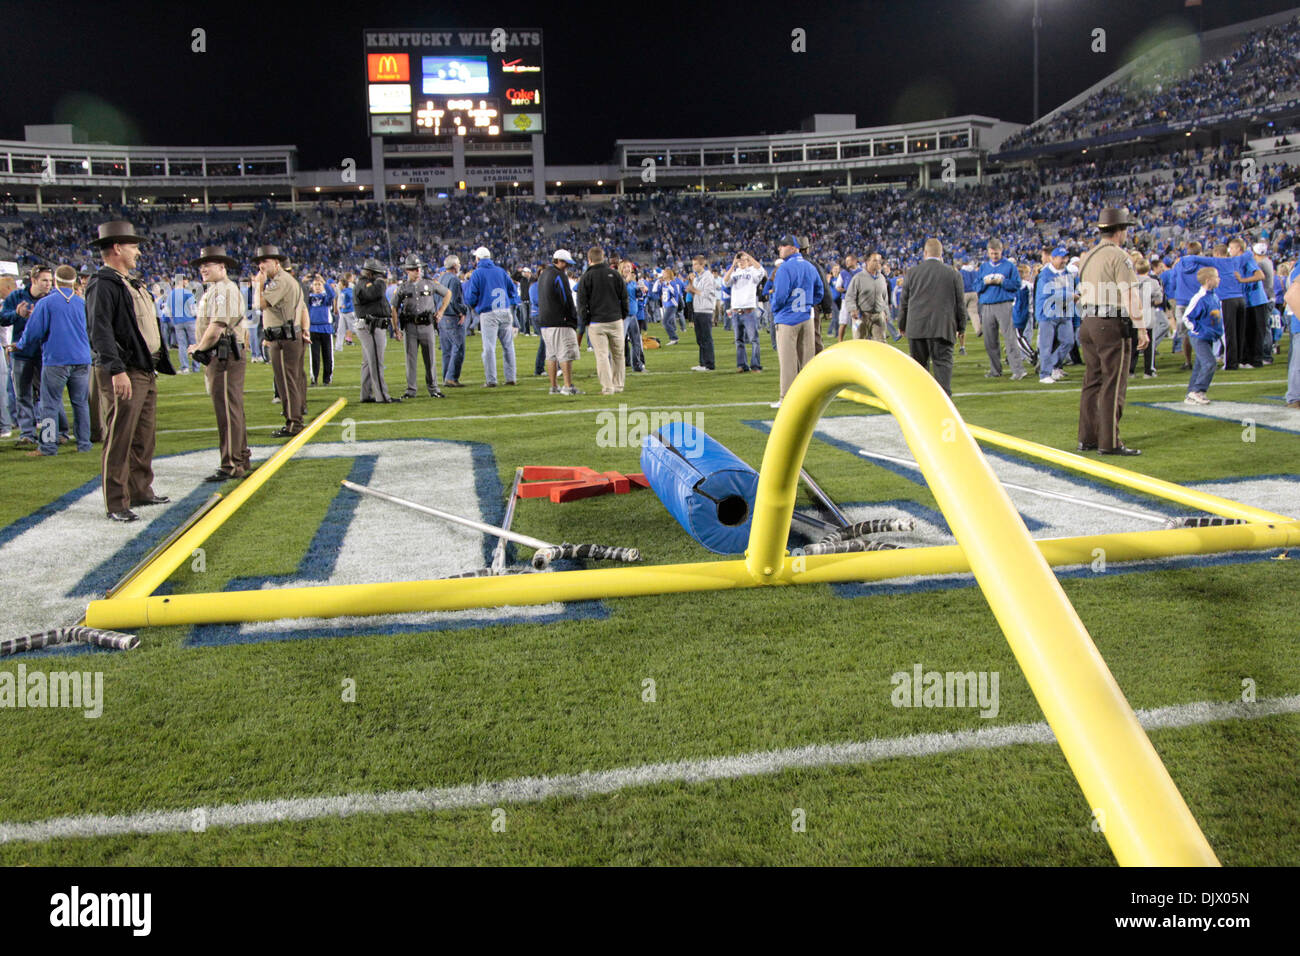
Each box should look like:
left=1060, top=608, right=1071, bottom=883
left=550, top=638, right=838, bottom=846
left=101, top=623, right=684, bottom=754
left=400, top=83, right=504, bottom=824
left=187, top=246, right=251, bottom=481
left=1076, top=207, right=1149, bottom=456
left=393, top=254, right=450, bottom=399
left=354, top=258, right=400, bottom=403
left=252, top=244, right=307, bottom=437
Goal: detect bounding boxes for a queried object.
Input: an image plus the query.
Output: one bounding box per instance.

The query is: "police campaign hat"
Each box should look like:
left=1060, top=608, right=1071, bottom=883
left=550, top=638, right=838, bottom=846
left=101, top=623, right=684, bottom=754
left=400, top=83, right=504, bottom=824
left=1096, top=207, right=1135, bottom=231
left=359, top=258, right=387, bottom=275
left=252, top=244, right=289, bottom=263
left=402, top=254, right=423, bottom=270
left=92, top=220, right=147, bottom=247
left=190, top=246, right=240, bottom=271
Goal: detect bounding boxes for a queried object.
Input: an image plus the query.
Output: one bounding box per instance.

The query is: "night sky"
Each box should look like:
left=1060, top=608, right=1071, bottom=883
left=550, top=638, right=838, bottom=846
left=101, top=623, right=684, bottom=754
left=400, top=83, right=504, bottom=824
left=2, top=0, right=1297, bottom=169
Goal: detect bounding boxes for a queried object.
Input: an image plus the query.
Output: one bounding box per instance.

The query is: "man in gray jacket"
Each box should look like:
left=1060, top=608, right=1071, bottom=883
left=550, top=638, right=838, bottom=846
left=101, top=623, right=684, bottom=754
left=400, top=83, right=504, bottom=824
left=845, top=252, right=890, bottom=341
left=897, top=239, right=966, bottom=396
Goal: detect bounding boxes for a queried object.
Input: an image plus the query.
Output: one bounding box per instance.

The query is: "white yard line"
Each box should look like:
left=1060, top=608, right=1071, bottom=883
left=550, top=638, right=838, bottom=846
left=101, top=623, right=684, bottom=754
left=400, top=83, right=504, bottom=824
left=2, top=693, right=1294, bottom=845
left=154, top=380, right=1290, bottom=435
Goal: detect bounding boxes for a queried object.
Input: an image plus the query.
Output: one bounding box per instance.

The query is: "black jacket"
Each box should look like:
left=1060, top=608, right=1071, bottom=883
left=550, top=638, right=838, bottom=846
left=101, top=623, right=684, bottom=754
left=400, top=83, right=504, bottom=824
left=85, top=266, right=176, bottom=377
left=354, top=276, right=391, bottom=322
left=897, top=259, right=966, bottom=341
left=536, top=265, right=577, bottom=329
left=575, top=262, right=629, bottom=324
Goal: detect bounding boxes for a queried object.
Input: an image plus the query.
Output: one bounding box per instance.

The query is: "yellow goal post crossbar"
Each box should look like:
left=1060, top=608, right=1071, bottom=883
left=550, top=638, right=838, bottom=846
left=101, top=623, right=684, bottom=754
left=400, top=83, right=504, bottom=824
left=108, top=397, right=347, bottom=602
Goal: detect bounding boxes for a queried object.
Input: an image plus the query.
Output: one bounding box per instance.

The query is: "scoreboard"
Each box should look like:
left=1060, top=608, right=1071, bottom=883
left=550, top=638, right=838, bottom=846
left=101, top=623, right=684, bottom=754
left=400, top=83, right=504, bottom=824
left=363, top=28, right=545, bottom=139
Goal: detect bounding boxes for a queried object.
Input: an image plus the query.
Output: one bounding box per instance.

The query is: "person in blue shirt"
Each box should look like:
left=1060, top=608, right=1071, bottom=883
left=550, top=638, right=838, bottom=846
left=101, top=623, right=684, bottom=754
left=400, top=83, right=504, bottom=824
left=334, top=274, right=356, bottom=352
left=1035, top=247, right=1077, bottom=384
left=1283, top=260, right=1300, bottom=409
left=651, top=267, right=682, bottom=344
left=461, top=246, right=520, bottom=387
left=162, top=275, right=198, bottom=373
left=620, top=260, right=646, bottom=373
left=770, top=234, right=823, bottom=409
left=2, top=266, right=67, bottom=444
left=1180, top=239, right=1257, bottom=370
left=306, top=275, right=335, bottom=386
left=7, top=265, right=92, bottom=455
left=529, top=273, right=546, bottom=377
left=976, top=239, right=1025, bottom=379
left=1182, top=266, right=1224, bottom=405
left=437, top=256, right=468, bottom=387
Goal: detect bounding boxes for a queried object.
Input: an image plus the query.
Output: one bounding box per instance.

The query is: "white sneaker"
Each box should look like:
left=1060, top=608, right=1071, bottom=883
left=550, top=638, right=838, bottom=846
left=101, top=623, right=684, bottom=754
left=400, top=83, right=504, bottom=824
left=769, top=400, right=782, bottom=409
left=1184, top=394, right=1200, bottom=405
left=1195, top=392, right=1211, bottom=405
left=691, top=365, right=711, bottom=372
left=0, top=429, right=10, bottom=439
left=1051, top=368, right=1066, bottom=381
left=1039, top=377, right=1055, bottom=385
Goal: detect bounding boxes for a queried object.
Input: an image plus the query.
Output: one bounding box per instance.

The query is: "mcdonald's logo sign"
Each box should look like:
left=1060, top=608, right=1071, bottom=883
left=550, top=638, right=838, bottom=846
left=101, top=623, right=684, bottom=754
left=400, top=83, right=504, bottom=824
left=368, top=53, right=410, bottom=82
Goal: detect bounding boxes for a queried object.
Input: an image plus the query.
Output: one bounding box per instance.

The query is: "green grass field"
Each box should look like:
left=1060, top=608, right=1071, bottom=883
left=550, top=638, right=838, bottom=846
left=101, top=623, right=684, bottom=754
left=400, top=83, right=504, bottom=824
left=1, top=326, right=1297, bottom=866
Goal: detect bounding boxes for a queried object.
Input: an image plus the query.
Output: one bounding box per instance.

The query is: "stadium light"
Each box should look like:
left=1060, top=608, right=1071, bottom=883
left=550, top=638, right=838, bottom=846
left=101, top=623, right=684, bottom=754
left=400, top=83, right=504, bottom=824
left=314, top=186, right=321, bottom=192
left=597, top=180, right=603, bottom=186
left=512, top=181, right=518, bottom=187
left=400, top=184, right=407, bottom=190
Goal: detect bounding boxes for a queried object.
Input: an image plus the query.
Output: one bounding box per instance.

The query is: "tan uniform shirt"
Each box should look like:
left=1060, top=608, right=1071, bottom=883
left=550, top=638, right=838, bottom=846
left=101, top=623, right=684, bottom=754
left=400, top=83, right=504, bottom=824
left=197, top=277, right=248, bottom=347
left=1077, top=238, right=1138, bottom=318
left=126, top=278, right=162, bottom=355
left=261, top=271, right=304, bottom=329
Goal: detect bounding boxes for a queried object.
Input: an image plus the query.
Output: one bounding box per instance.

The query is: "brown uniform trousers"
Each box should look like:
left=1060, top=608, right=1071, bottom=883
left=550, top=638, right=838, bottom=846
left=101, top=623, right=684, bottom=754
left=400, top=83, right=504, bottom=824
left=206, top=353, right=250, bottom=475
left=88, top=379, right=104, bottom=443
left=1077, top=315, right=1133, bottom=451
left=96, top=366, right=157, bottom=514
left=267, top=336, right=306, bottom=431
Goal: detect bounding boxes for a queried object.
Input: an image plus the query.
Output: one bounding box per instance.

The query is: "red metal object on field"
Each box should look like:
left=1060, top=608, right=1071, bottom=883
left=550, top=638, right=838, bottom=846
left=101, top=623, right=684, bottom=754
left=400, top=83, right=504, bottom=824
left=519, top=466, right=649, bottom=503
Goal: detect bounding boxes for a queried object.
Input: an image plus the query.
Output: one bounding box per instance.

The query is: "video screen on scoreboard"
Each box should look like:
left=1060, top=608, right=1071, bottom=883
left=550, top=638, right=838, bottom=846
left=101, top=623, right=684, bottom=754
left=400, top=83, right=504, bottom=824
left=421, top=56, right=489, bottom=94
left=363, top=28, right=545, bottom=139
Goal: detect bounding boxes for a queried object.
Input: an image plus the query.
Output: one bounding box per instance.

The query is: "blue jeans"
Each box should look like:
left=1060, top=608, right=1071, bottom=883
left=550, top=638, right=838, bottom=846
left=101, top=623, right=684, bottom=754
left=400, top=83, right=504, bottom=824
left=439, top=314, right=466, bottom=383
left=479, top=309, right=516, bottom=385
left=733, top=309, right=761, bottom=369
left=174, top=321, right=198, bottom=370
left=625, top=314, right=644, bottom=369
left=247, top=315, right=264, bottom=361
left=1189, top=336, right=1217, bottom=395
left=662, top=305, right=679, bottom=342
left=12, top=354, right=66, bottom=439
left=1286, top=329, right=1300, bottom=404
left=37, top=364, right=90, bottom=454
left=0, top=350, right=13, bottom=429
left=1037, top=318, right=1074, bottom=374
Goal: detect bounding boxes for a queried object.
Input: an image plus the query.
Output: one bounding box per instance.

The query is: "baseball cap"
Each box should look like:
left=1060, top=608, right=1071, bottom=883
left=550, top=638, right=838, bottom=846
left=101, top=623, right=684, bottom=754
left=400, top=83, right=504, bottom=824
left=1253, top=241, right=1267, bottom=255
left=1051, top=246, right=1068, bottom=258
left=552, top=249, right=575, bottom=264
left=776, top=235, right=799, bottom=249
left=473, top=246, right=491, bottom=259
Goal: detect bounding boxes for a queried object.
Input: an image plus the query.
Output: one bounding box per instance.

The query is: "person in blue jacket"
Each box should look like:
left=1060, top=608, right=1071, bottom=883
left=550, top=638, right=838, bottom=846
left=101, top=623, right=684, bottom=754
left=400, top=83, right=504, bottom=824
left=462, top=246, right=520, bottom=387
left=621, top=261, right=646, bottom=373
left=1283, top=260, right=1300, bottom=409
left=162, top=275, right=198, bottom=373
left=1035, top=247, right=1077, bottom=384
left=7, top=265, right=92, bottom=455
left=652, top=267, right=682, bottom=344
left=769, top=234, right=823, bottom=409
left=2, top=265, right=67, bottom=445
left=1182, top=266, right=1224, bottom=405
left=976, top=239, right=1025, bottom=379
